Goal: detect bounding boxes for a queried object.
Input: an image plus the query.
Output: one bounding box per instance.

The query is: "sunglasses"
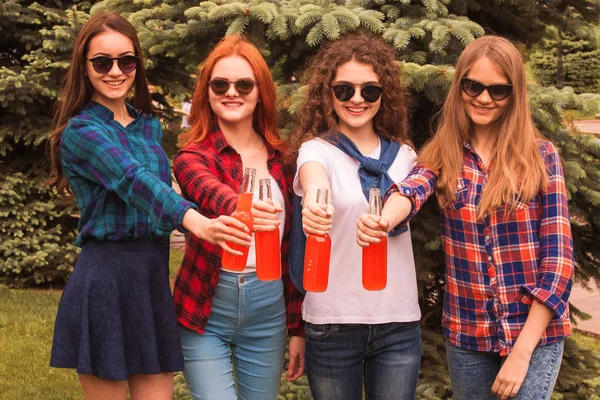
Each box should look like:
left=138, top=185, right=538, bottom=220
left=331, top=84, right=383, bottom=103
left=208, top=79, right=258, bottom=95
left=87, top=55, right=139, bottom=75
left=460, top=78, right=513, bottom=101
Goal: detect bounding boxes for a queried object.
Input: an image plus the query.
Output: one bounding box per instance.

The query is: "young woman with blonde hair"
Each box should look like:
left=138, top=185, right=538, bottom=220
left=173, top=35, right=305, bottom=400
left=357, top=35, right=573, bottom=400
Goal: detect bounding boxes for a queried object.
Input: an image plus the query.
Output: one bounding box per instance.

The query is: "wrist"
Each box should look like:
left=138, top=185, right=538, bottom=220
left=183, top=209, right=208, bottom=240
left=511, top=343, right=534, bottom=360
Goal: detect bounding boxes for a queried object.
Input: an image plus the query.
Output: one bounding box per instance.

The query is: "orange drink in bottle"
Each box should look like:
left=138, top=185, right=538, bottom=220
left=222, top=168, right=255, bottom=271
left=362, top=188, right=387, bottom=291
left=303, top=188, right=332, bottom=292
left=256, top=178, right=282, bottom=280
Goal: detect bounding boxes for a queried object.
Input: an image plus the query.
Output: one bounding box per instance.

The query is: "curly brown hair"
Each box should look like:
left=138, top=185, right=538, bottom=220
left=288, top=32, right=410, bottom=162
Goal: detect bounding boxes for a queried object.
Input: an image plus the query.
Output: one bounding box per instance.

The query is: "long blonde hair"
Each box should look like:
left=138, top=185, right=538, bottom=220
left=419, top=35, right=547, bottom=217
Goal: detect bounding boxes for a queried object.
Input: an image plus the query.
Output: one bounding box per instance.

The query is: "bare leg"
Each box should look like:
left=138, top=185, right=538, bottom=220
left=128, top=372, right=174, bottom=400
left=79, top=374, right=127, bottom=400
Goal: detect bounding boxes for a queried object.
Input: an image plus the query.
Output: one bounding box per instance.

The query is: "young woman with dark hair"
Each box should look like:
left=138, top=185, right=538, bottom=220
left=47, top=13, right=250, bottom=400
left=291, top=32, right=422, bottom=400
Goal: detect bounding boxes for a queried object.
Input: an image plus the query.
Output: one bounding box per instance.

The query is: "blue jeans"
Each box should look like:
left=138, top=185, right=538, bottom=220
left=446, top=339, right=564, bottom=400
left=180, top=271, right=286, bottom=400
left=305, top=321, right=422, bottom=400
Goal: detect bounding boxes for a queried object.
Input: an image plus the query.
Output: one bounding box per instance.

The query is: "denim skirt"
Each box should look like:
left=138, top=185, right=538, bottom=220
left=50, top=239, right=184, bottom=380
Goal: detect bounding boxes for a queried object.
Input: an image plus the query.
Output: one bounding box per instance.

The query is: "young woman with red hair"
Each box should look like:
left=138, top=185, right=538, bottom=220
left=172, top=35, right=305, bottom=399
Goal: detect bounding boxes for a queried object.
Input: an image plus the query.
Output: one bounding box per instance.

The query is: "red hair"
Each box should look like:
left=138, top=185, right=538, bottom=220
left=179, top=35, right=281, bottom=149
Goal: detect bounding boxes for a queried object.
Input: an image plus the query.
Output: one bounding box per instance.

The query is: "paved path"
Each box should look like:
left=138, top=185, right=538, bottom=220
left=572, top=119, right=600, bottom=136
left=570, top=284, right=600, bottom=336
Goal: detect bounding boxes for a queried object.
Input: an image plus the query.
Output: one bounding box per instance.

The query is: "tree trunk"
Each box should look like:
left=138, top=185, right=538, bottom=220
left=556, top=26, right=564, bottom=89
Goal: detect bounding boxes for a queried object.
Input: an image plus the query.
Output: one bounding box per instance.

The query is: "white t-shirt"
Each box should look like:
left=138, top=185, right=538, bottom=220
left=293, top=138, right=421, bottom=324
left=222, top=175, right=286, bottom=274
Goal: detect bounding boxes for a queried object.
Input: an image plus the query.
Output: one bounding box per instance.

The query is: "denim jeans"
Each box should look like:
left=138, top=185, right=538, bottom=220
left=179, top=271, right=286, bottom=400
left=305, top=321, right=422, bottom=400
left=446, top=339, right=564, bottom=400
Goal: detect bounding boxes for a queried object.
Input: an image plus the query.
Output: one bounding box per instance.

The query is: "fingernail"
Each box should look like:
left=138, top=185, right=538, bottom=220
left=246, top=235, right=252, bottom=241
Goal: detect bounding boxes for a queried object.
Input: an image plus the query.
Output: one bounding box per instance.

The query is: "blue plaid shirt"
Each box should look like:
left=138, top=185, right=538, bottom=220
left=60, top=101, right=196, bottom=246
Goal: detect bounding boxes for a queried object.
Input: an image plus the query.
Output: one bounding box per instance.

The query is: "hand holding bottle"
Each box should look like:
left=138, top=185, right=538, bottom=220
left=356, top=191, right=411, bottom=247
left=251, top=198, right=282, bottom=232
left=301, top=194, right=334, bottom=236
left=182, top=210, right=251, bottom=256
left=356, top=214, right=389, bottom=248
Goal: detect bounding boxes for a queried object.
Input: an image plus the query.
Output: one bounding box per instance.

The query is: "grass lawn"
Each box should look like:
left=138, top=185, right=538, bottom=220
left=0, top=287, right=81, bottom=400
left=0, top=249, right=186, bottom=400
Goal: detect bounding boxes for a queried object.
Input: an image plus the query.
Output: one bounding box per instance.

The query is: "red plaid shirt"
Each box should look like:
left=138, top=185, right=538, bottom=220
left=388, top=140, right=573, bottom=355
left=172, top=129, right=304, bottom=337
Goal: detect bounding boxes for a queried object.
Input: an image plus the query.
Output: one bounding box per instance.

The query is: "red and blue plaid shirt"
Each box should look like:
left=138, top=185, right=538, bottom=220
left=172, top=129, right=304, bottom=337
left=388, top=140, right=573, bottom=355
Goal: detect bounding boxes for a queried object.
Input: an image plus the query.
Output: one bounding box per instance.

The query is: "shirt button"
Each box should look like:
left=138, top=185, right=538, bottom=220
left=404, top=189, right=410, bottom=195
left=485, top=235, right=490, bottom=240
left=488, top=256, right=492, bottom=261
left=484, top=213, right=489, bottom=218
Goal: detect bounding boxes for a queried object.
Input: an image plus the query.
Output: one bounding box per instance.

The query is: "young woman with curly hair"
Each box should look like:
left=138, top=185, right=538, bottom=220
left=290, top=32, right=421, bottom=400
left=47, top=13, right=250, bottom=400
left=172, top=35, right=305, bottom=399
left=357, top=36, right=573, bottom=400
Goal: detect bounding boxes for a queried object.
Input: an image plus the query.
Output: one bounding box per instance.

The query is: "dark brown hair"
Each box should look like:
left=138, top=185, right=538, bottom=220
left=288, top=32, right=411, bottom=162
left=47, top=12, right=152, bottom=195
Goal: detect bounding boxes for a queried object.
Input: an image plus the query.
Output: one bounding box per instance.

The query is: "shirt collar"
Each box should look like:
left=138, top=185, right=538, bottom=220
left=209, top=127, right=279, bottom=160
left=83, top=100, right=139, bottom=123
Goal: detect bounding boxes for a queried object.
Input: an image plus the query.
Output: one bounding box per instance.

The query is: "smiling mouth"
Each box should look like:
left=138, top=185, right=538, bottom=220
left=222, top=102, right=243, bottom=107
left=473, top=105, right=494, bottom=112
left=104, top=80, right=125, bottom=87
left=346, top=106, right=368, bottom=114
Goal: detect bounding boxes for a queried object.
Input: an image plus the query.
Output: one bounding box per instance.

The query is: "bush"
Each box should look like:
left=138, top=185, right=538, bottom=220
left=0, top=171, right=79, bottom=287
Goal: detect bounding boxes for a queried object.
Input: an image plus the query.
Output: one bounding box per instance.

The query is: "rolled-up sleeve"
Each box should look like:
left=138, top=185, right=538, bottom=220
left=385, top=165, right=437, bottom=228
left=520, top=144, right=574, bottom=321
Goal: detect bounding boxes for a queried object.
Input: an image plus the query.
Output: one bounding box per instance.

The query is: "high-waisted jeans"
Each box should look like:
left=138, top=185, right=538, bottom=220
left=180, top=271, right=286, bottom=400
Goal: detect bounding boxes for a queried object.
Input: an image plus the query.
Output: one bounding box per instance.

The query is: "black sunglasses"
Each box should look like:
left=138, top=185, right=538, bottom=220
left=87, top=55, right=139, bottom=75
left=209, top=79, right=258, bottom=95
left=460, top=78, right=513, bottom=101
left=331, top=84, right=383, bottom=103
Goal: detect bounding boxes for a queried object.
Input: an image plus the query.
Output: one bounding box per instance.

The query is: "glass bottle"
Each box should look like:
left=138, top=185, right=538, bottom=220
left=255, top=178, right=282, bottom=280
left=221, top=167, right=255, bottom=271
left=362, top=188, right=387, bottom=291
left=303, top=188, right=332, bottom=292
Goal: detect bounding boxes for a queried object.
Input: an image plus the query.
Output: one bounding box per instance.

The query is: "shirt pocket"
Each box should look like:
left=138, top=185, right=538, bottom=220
left=447, top=178, right=471, bottom=210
